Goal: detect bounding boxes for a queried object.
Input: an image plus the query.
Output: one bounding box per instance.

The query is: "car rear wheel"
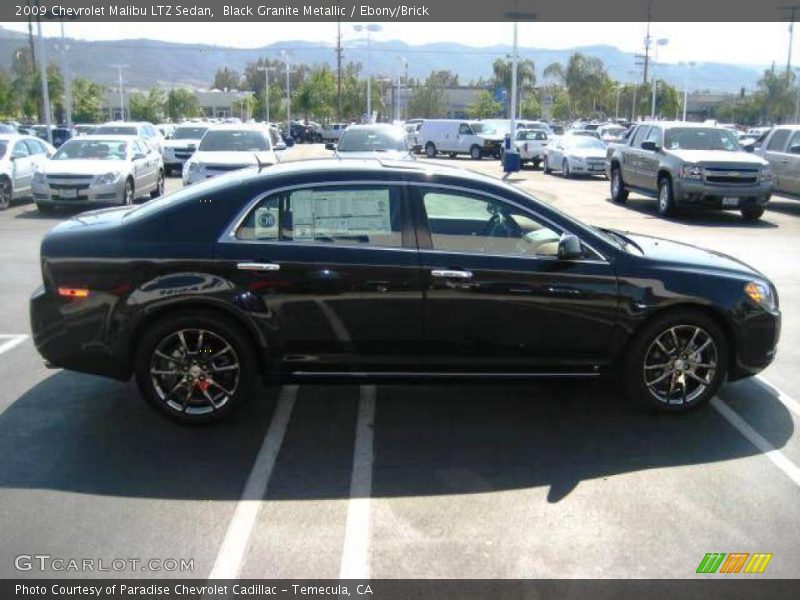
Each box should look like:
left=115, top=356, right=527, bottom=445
left=741, top=205, right=765, bottom=221
left=562, top=159, right=571, bottom=178
left=0, top=177, right=11, bottom=210
left=532, top=159, right=541, bottom=170
left=470, top=145, right=482, bottom=160
left=150, top=170, right=165, bottom=198
left=623, top=309, right=727, bottom=413
left=134, top=311, right=257, bottom=423
left=425, top=143, right=437, bottom=158
left=610, top=167, right=628, bottom=203
left=657, top=176, right=677, bottom=217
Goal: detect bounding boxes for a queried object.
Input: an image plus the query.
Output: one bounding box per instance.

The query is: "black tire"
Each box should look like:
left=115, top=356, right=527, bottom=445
left=134, top=310, right=258, bottom=424
left=150, top=170, right=165, bottom=199
left=741, top=205, right=765, bottom=221
left=470, top=145, right=482, bottom=160
left=543, top=155, right=552, bottom=174
left=425, top=142, right=437, bottom=158
left=123, top=179, right=135, bottom=206
left=0, top=176, right=11, bottom=211
left=610, top=166, right=629, bottom=203
left=532, top=159, right=541, bottom=170
left=448, top=152, right=458, bottom=159
left=623, top=308, right=728, bottom=413
left=562, top=159, right=571, bottom=178
left=657, top=175, right=677, bottom=217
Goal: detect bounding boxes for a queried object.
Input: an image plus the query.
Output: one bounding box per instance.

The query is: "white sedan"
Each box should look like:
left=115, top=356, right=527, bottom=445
left=32, top=135, right=164, bottom=213
left=0, top=134, right=55, bottom=210
left=543, top=135, right=608, bottom=178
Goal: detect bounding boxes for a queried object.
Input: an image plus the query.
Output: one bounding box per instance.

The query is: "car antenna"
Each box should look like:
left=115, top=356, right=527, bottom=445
left=254, top=153, right=265, bottom=172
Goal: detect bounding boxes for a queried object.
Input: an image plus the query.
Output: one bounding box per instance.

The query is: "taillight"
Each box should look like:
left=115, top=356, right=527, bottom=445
left=58, top=287, right=90, bottom=299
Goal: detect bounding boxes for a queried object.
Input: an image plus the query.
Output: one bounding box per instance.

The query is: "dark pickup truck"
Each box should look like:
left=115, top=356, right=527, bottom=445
left=606, top=121, right=773, bottom=221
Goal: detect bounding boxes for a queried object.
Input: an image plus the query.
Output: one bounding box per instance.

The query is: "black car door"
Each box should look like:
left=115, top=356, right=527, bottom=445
left=215, top=181, right=424, bottom=374
left=410, top=184, right=619, bottom=373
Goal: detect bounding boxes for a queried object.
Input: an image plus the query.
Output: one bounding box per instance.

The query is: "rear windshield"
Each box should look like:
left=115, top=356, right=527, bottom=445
left=199, top=130, right=270, bottom=152
left=172, top=127, right=209, bottom=140
left=93, top=125, right=138, bottom=136
left=337, top=129, right=408, bottom=152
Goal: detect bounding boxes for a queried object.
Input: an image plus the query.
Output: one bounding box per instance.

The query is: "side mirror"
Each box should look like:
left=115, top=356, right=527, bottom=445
left=325, top=142, right=336, bottom=151
left=743, top=143, right=755, bottom=153
left=133, top=153, right=145, bottom=160
left=640, top=140, right=659, bottom=152
left=557, top=234, right=583, bottom=260
left=274, top=142, right=287, bottom=151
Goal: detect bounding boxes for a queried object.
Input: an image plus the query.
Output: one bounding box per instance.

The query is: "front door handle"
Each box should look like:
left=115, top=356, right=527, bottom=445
left=237, top=262, right=280, bottom=271
left=431, top=269, right=473, bottom=279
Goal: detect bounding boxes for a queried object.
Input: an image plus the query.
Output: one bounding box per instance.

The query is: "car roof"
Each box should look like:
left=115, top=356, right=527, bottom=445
left=207, top=123, right=272, bottom=132
left=344, top=123, right=404, bottom=131
left=636, top=121, right=733, bottom=129
left=73, top=134, right=139, bottom=142
left=0, top=133, right=28, bottom=141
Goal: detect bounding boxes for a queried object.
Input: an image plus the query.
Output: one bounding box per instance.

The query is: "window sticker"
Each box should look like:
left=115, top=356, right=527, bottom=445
left=290, top=189, right=391, bottom=240
left=254, top=206, right=280, bottom=239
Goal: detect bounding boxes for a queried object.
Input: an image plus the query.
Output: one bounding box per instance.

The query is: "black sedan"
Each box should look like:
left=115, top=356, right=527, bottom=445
left=30, top=159, right=781, bottom=423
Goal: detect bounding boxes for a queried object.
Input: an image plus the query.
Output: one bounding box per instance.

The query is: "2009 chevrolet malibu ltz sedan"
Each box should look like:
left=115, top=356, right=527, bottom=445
left=30, top=159, right=780, bottom=423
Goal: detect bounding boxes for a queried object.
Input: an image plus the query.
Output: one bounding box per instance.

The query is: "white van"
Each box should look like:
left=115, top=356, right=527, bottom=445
left=417, top=119, right=503, bottom=160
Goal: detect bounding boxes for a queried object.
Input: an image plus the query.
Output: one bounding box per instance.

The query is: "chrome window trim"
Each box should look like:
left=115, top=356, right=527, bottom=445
left=218, top=179, right=611, bottom=264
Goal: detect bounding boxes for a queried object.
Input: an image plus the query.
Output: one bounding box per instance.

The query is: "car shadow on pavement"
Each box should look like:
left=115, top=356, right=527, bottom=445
left=766, top=196, right=800, bottom=217
left=604, top=196, right=779, bottom=228
left=0, top=373, right=792, bottom=504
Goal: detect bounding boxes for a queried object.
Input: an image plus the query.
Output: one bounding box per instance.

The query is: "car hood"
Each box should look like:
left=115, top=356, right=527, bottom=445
left=623, top=232, right=762, bottom=277
left=666, top=149, right=768, bottom=167
left=163, top=139, right=202, bottom=148
left=566, top=148, right=606, bottom=160
left=191, top=151, right=277, bottom=166
left=40, top=160, right=130, bottom=176
left=334, top=150, right=414, bottom=160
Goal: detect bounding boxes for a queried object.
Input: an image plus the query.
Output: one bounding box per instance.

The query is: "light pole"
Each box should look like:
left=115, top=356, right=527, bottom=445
left=35, top=17, right=52, bottom=143
left=111, top=64, right=128, bottom=120
left=257, top=65, right=274, bottom=123
left=281, top=51, right=291, bottom=134
left=680, top=61, right=697, bottom=122
left=395, top=56, right=407, bottom=121
left=353, top=24, right=382, bottom=123
left=794, top=67, right=800, bottom=123
left=615, top=85, right=622, bottom=120
left=58, top=20, right=72, bottom=127
left=650, top=38, right=668, bottom=119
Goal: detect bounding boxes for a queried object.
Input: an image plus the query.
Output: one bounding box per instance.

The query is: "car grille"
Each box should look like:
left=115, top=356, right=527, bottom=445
left=46, top=175, right=93, bottom=191
left=704, top=167, right=759, bottom=185
left=171, top=146, right=195, bottom=160
left=204, top=164, right=249, bottom=173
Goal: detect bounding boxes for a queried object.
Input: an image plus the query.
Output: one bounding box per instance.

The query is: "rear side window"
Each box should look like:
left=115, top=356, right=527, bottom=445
left=236, top=185, right=404, bottom=248
left=767, top=129, right=790, bottom=151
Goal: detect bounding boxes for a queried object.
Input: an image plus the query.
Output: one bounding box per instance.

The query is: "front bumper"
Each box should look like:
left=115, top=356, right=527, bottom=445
left=568, top=159, right=607, bottom=175
left=32, top=179, right=127, bottom=206
left=672, top=179, right=773, bottom=209
left=729, top=305, right=781, bottom=381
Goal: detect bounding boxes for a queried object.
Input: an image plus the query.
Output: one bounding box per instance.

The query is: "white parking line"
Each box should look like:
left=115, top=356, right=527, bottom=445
left=339, top=385, right=376, bottom=580
left=712, top=396, right=800, bottom=487
left=0, top=334, right=28, bottom=356
left=208, top=384, right=298, bottom=579
left=756, top=376, right=800, bottom=419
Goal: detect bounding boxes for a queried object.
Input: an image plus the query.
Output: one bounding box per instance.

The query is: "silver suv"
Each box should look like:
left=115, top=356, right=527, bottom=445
left=756, top=125, right=800, bottom=196
left=606, top=121, right=773, bottom=221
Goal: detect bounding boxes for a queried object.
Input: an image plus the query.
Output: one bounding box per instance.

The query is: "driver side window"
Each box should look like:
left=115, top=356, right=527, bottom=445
left=458, top=124, right=473, bottom=135
left=421, top=189, right=561, bottom=258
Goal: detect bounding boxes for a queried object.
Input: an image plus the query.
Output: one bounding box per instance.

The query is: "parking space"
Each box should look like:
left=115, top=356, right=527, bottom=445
left=0, top=143, right=799, bottom=579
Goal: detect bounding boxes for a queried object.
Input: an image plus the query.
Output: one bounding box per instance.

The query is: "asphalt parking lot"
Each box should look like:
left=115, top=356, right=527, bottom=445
left=0, top=143, right=799, bottom=579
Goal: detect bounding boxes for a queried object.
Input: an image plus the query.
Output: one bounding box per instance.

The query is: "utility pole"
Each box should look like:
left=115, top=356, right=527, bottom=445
left=59, top=20, right=72, bottom=127
left=110, top=64, right=128, bottom=120
left=257, top=65, right=273, bottom=123
left=282, top=51, right=291, bottom=135
left=643, top=0, right=652, bottom=84
left=35, top=16, right=52, bottom=144
left=781, top=5, right=800, bottom=75
left=336, top=20, right=343, bottom=121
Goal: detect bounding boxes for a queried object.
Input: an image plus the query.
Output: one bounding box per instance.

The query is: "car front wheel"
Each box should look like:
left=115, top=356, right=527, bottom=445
left=425, top=143, right=437, bottom=158
left=623, top=309, right=727, bottom=413
left=543, top=155, right=552, bottom=174
left=123, top=179, right=134, bottom=206
left=150, top=170, right=165, bottom=198
left=741, top=205, right=765, bottom=221
left=610, top=167, right=628, bottom=203
left=657, top=176, right=677, bottom=217
left=134, top=311, right=257, bottom=423
left=470, top=145, right=482, bottom=160
left=0, top=177, right=11, bottom=210
left=562, top=159, right=571, bottom=178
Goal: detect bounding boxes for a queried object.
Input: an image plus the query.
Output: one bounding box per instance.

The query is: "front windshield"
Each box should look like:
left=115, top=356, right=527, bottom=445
left=172, top=127, right=209, bottom=140
left=199, top=130, right=270, bottom=151
left=664, top=128, right=740, bottom=151
left=93, top=125, right=138, bottom=136
left=337, top=128, right=408, bottom=152
left=565, top=137, right=606, bottom=150
left=471, top=123, right=496, bottom=135
left=53, top=139, right=128, bottom=160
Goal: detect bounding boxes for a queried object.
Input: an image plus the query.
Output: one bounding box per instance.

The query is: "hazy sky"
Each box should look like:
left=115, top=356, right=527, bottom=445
left=1, top=21, right=794, bottom=67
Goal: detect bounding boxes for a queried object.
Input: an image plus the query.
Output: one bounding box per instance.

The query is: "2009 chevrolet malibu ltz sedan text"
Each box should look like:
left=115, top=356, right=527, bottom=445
left=29, top=159, right=781, bottom=423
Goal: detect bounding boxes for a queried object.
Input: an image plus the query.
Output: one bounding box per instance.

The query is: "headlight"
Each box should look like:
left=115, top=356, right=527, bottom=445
left=94, top=172, right=121, bottom=185
left=744, top=280, right=778, bottom=312
left=32, top=171, right=46, bottom=185
left=679, top=164, right=704, bottom=180
left=759, top=168, right=773, bottom=183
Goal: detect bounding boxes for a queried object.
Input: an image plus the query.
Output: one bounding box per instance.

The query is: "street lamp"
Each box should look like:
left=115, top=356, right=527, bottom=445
left=680, top=61, right=697, bottom=122
left=281, top=50, right=291, bottom=134
left=256, top=65, right=274, bottom=123
left=35, top=17, right=52, bottom=143
left=650, top=38, right=669, bottom=119
left=395, top=56, right=407, bottom=121
left=353, top=23, right=382, bottom=123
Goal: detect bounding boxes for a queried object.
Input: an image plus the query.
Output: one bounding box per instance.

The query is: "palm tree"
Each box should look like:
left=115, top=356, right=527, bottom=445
left=492, top=58, right=536, bottom=118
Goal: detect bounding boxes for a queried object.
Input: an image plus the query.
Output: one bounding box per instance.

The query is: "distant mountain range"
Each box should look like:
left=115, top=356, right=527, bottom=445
left=0, top=26, right=768, bottom=94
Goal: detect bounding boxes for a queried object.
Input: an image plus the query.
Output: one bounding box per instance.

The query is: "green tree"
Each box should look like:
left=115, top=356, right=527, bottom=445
left=129, top=86, right=166, bottom=122
left=166, top=88, right=199, bottom=121
left=407, top=71, right=453, bottom=118
left=755, top=68, right=796, bottom=124
left=467, top=89, right=502, bottom=118
left=492, top=58, right=535, bottom=117
left=71, top=78, right=105, bottom=123
left=544, top=53, right=611, bottom=117
left=212, top=66, right=242, bottom=90
left=0, top=69, right=12, bottom=117
left=519, top=93, right=541, bottom=119
left=293, top=66, right=336, bottom=121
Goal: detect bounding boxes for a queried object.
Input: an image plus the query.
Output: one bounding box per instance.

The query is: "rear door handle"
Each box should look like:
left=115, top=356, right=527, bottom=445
left=237, top=262, right=280, bottom=271
left=431, top=269, right=473, bottom=279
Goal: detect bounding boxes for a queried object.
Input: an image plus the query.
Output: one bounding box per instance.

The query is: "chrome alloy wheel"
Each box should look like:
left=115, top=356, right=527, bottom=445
left=643, top=325, right=718, bottom=405
left=150, top=329, right=241, bottom=416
